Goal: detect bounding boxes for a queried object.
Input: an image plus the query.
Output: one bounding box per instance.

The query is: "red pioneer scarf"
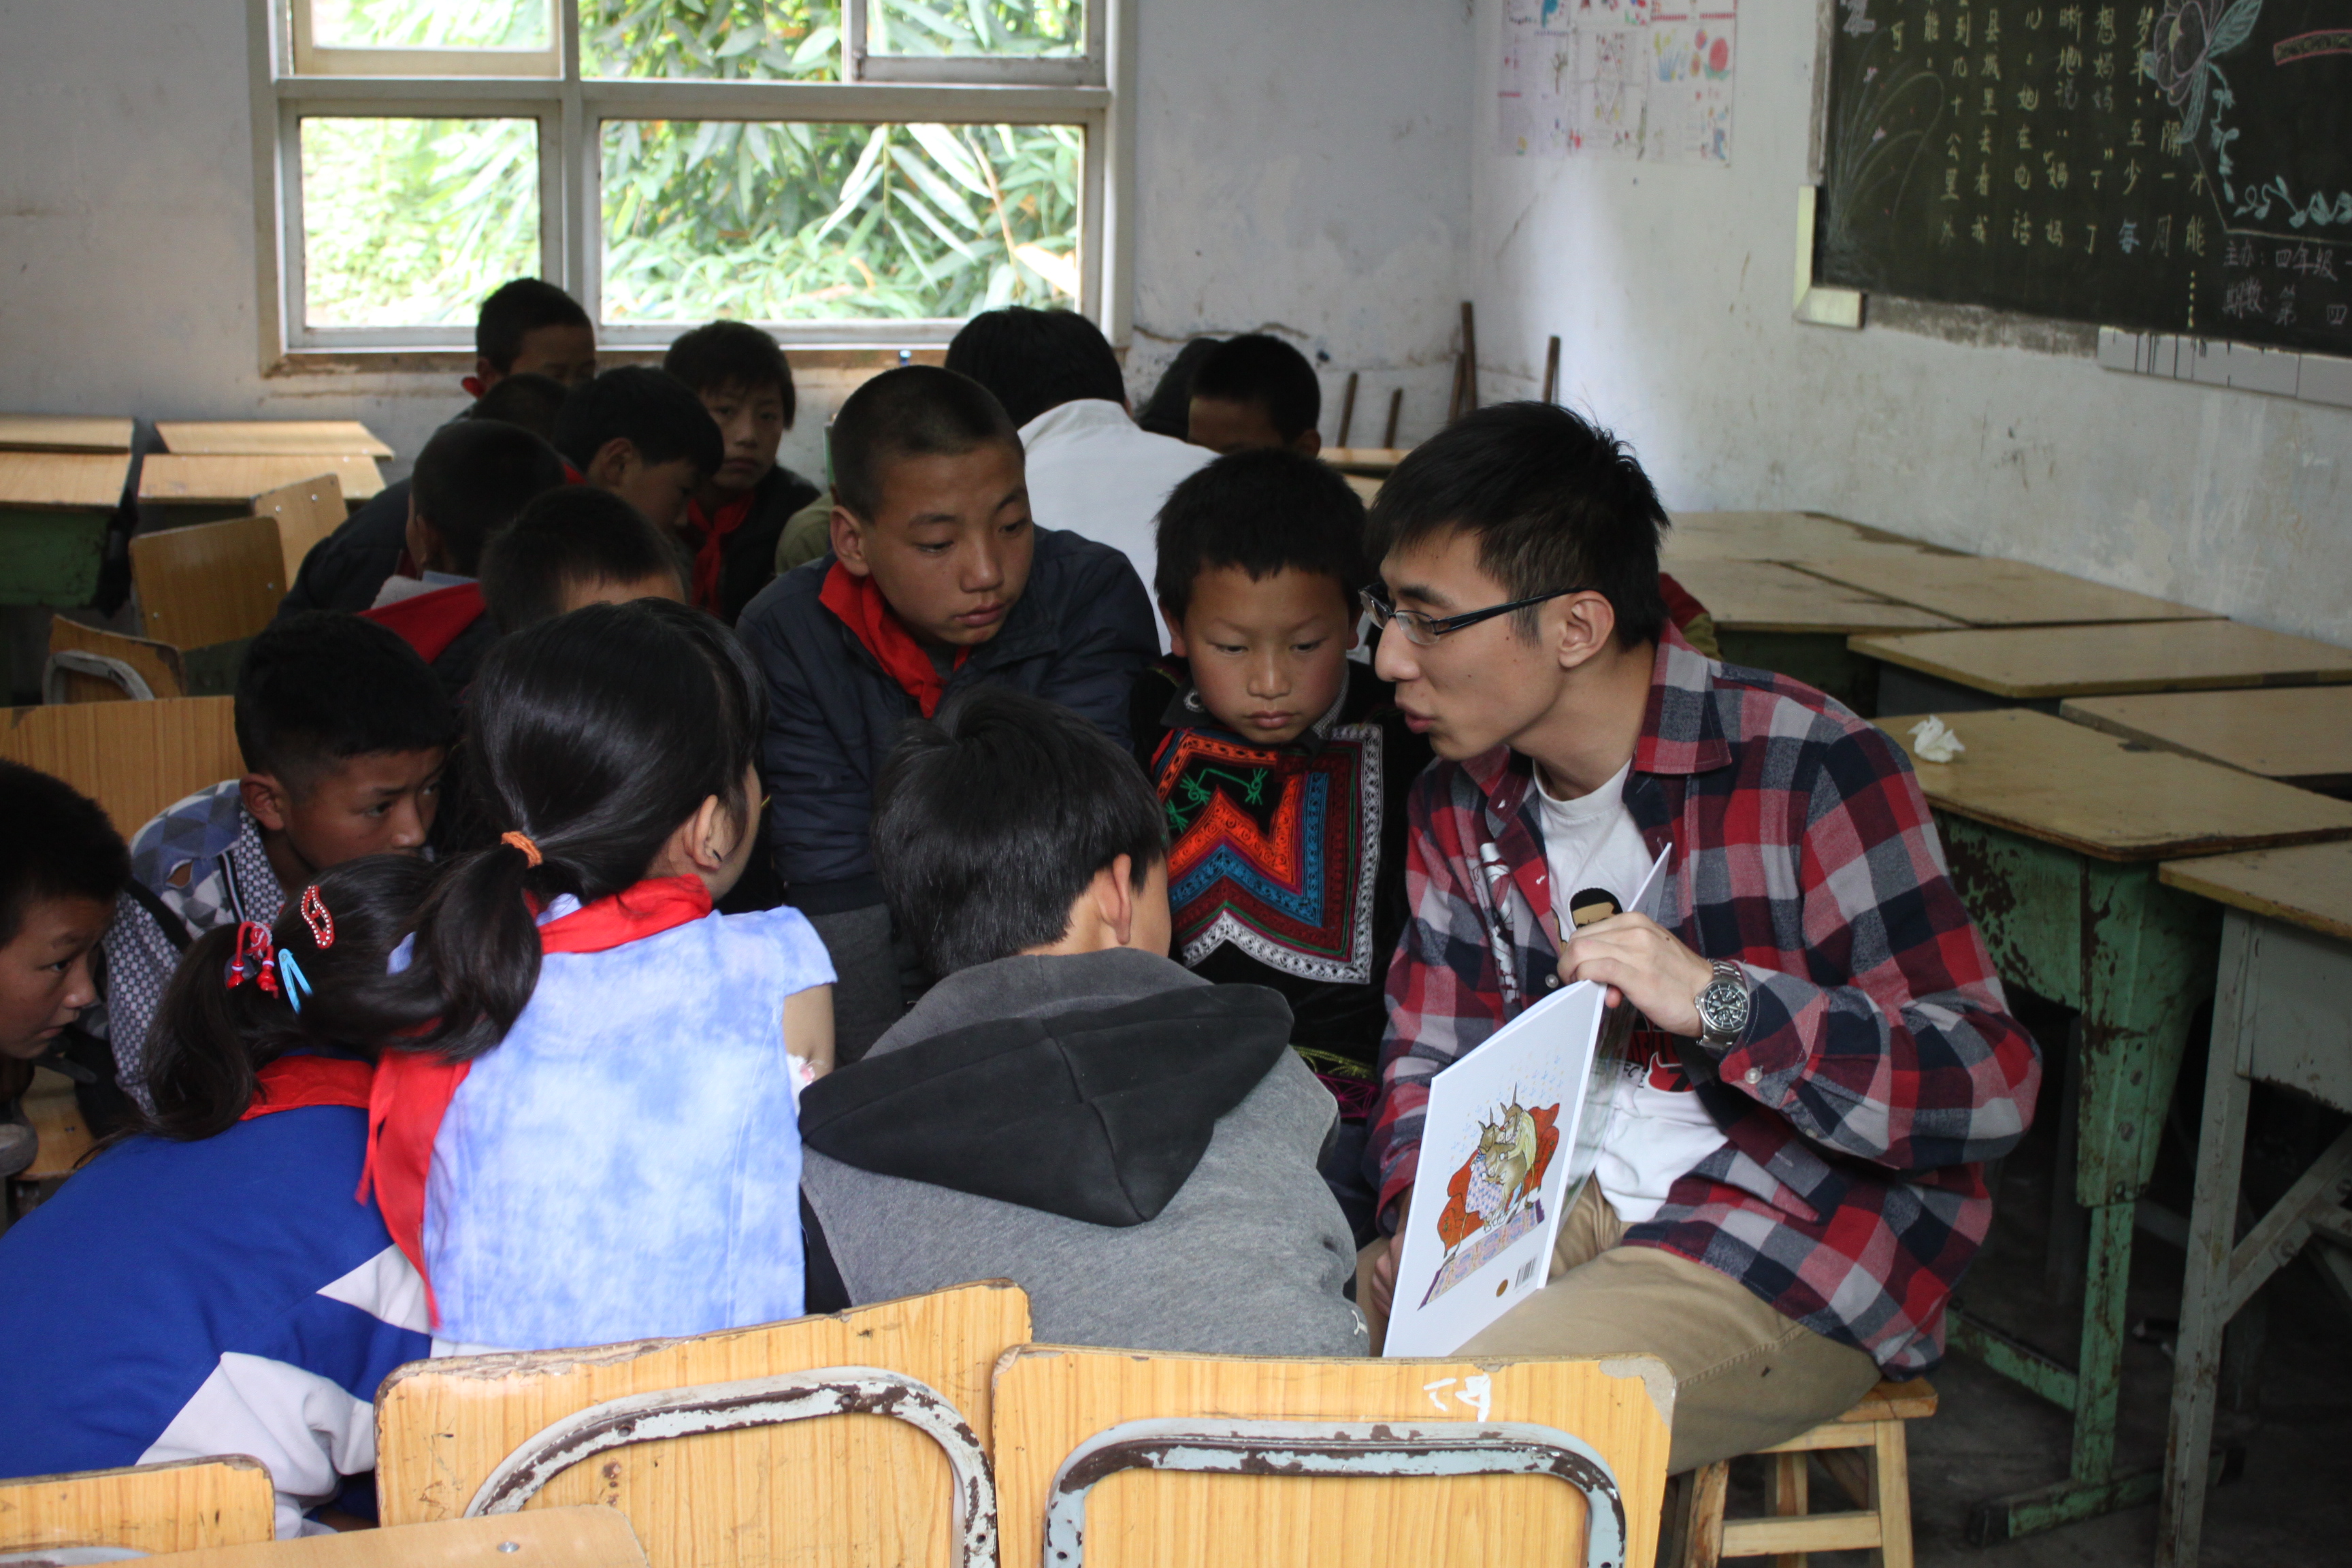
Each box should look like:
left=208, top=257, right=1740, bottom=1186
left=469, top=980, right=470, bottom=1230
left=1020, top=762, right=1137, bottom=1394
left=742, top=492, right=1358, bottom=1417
left=239, top=1055, right=375, bottom=1120
left=359, top=875, right=715, bottom=1323
left=818, top=560, right=967, bottom=717
left=685, top=491, right=756, bottom=616
left=361, top=582, right=487, bottom=665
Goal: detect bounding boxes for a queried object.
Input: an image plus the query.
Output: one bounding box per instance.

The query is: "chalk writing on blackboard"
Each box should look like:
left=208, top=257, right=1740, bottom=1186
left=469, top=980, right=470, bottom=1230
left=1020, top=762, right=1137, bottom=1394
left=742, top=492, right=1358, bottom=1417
left=1817, top=0, right=2352, bottom=355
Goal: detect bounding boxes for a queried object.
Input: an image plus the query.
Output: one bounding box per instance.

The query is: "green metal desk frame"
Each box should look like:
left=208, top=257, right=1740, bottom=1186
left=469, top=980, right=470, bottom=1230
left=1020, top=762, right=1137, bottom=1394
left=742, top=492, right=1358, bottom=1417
left=2157, top=907, right=2352, bottom=1568
left=1932, top=815, right=2222, bottom=1544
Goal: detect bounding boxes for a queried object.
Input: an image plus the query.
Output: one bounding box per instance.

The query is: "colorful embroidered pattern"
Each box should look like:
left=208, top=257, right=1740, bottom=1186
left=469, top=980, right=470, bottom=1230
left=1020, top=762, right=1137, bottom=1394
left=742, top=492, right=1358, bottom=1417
left=1156, top=723, right=1386, bottom=986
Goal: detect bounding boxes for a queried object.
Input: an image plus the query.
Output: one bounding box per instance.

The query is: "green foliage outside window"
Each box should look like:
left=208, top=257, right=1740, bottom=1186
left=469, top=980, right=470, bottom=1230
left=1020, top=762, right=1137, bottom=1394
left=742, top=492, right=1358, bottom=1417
left=301, top=117, right=541, bottom=328
left=295, top=0, right=1086, bottom=329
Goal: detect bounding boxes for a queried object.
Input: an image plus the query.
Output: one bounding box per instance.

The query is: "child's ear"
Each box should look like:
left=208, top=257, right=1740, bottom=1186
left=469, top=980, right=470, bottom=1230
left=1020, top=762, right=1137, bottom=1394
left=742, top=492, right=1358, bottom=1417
left=240, top=772, right=295, bottom=834
left=1162, top=606, right=1189, bottom=659
left=1293, top=429, right=1324, bottom=456
left=830, top=505, right=872, bottom=577
left=585, top=436, right=637, bottom=489
left=1098, top=853, right=1139, bottom=948
left=405, top=511, right=444, bottom=574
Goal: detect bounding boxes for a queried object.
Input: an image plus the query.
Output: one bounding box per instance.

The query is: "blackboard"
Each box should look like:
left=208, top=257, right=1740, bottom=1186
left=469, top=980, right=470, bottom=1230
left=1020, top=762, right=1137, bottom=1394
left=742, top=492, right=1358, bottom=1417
left=1816, top=0, right=2352, bottom=357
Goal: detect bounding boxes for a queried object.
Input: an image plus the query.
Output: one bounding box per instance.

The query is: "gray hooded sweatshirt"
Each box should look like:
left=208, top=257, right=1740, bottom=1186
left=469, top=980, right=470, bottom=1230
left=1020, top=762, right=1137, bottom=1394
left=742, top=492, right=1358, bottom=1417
left=797, top=947, right=1367, bottom=1356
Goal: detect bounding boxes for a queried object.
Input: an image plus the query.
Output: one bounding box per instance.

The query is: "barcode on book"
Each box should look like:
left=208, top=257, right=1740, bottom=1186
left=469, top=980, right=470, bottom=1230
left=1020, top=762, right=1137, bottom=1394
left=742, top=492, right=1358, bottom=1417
left=1514, top=1258, right=1539, bottom=1290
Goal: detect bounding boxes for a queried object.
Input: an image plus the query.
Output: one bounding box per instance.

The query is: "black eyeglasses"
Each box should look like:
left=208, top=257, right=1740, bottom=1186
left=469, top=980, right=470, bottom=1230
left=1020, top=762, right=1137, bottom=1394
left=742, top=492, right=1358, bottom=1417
left=1359, top=585, right=1588, bottom=647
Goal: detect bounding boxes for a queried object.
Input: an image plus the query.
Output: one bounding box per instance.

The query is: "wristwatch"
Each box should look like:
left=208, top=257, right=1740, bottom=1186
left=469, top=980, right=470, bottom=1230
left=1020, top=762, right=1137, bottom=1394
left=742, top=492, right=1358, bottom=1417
left=1695, top=960, right=1751, bottom=1047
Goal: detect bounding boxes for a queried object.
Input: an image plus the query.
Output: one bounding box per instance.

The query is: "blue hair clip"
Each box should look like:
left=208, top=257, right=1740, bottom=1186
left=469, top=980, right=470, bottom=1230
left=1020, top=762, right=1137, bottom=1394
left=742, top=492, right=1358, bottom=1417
left=276, top=949, right=313, bottom=1015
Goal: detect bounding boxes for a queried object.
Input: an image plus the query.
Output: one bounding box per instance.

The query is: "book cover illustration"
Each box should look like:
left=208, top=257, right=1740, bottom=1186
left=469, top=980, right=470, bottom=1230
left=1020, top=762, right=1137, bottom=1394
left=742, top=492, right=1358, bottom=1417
left=1420, top=1094, right=1563, bottom=1307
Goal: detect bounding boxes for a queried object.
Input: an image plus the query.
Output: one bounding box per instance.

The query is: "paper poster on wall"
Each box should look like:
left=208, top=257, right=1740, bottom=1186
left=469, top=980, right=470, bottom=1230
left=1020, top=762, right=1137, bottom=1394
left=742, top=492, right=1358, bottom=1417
left=1498, top=0, right=1736, bottom=165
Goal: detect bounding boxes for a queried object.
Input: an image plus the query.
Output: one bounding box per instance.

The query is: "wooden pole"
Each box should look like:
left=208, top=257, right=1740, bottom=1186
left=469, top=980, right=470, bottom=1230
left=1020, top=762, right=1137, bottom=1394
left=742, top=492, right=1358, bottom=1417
left=1336, top=371, right=1358, bottom=446
left=1382, top=387, right=1403, bottom=448
left=1542, top=336, right=1561, bottom=404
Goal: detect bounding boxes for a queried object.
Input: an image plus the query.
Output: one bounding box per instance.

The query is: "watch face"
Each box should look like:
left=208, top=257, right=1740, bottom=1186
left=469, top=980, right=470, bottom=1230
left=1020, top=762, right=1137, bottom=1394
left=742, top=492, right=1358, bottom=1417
left=1700, top=979, right=1748, bottom=1036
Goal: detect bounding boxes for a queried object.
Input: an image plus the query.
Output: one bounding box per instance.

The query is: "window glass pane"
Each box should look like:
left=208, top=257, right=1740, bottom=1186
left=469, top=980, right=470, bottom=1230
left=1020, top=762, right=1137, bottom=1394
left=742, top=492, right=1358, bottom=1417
left=582, top=1, right=843, bottom=82
left=310, top=0, right=551, bottom=50
left=301, top=118, right=541, bottom=328
left=868, top=0, right=1081, bottom=57
left=600, top=120, right=1081, bottom=323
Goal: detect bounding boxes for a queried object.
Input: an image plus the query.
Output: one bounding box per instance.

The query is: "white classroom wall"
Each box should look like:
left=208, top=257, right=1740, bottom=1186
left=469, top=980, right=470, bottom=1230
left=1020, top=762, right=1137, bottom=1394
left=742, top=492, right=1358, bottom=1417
left=1464, top=0, right=2352, bottom=644
left=0, top=0, right=1471, bottom=486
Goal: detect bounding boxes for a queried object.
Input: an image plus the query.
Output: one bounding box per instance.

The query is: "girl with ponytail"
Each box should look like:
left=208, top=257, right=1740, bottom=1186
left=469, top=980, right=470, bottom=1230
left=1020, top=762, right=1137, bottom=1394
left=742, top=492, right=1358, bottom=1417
left=0, top=855, right=436, bottom=1536
left=356, top=598, right=833, bottom=1352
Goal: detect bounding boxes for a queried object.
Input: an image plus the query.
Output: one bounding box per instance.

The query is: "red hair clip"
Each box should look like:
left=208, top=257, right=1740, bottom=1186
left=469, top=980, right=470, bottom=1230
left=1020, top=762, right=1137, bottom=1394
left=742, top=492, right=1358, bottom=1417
left=300, top=885, right=336, bottom=949
left=224, top=921, right=281, bottom=996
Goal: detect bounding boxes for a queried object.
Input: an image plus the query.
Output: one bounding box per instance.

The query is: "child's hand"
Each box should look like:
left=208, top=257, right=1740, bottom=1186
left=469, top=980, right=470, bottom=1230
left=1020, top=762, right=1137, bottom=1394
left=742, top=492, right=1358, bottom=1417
left=1370, top=1235, right=1400, bottom=1319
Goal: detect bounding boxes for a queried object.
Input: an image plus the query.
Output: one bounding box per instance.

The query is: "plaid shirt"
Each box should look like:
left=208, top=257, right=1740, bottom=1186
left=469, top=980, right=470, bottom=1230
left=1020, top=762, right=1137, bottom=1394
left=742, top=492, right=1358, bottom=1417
left=1371, top=631, right=2040, bottom=1373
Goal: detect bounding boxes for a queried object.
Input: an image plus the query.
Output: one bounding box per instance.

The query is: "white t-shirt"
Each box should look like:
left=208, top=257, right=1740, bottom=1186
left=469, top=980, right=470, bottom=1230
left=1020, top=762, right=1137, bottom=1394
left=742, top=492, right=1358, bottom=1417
left=1017, top=399, right=1212, bottom=652
left=1534, top=760, right=1726, bottom=1225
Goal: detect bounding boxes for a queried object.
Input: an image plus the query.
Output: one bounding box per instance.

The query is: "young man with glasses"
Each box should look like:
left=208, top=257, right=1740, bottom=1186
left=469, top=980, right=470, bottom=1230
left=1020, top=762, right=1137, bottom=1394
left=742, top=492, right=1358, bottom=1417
left=1359, top=403, right=2040, bottom=1474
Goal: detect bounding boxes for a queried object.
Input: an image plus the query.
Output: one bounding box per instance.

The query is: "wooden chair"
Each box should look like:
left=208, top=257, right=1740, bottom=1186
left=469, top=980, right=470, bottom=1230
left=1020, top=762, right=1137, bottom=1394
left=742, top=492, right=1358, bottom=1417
left=129, top=514, right=294, bottom=653
left=992, top=1345, right=1676, bottom=1568
left=44, top=617, right=188, bottom=702
left=125, top=1507, right=649, bottom=1568
left=376, top=1281, right=1032, bottom=1568
left=0, top=1456, right=275, bottom=1558
left=0, top=697, right=242, bottom=836
left=247, top=472, right=350, bottom=586
left=1669, top=1378, right=1936, bottom=1568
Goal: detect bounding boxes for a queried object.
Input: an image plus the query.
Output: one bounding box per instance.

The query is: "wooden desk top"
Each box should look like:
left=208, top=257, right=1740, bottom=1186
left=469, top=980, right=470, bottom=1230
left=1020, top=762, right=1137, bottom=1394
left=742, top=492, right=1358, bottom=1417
left=156, top=419, right=395, bottom=459
left=140, top=453, right=383, bottom=504
left=1663, top=511, right=1939, bottom=564
left=1661, top=560, right=1960, bottom=634
left=0, top=414, right=134, bottom=453
left=1878, top=707, right=2352, bottom=860
left=2063, top=687, right=2352, bottom=789
left=2160, top=841, right=2352, bottom=944
left=1852, top=619, right=2352, bottom=698
left=0, top=451, right=133, bottom=509
left=1793, top=554, right=2217, bottom=627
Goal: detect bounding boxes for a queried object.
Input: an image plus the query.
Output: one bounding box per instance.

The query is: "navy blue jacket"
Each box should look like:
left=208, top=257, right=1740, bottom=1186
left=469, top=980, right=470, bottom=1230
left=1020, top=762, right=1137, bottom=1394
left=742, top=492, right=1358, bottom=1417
left=736, top=526, right=1156, bottom=915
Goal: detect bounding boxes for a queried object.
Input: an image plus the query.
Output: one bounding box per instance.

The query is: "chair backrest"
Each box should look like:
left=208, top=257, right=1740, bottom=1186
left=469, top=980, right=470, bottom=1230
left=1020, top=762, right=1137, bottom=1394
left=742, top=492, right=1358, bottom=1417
left=116, top=1507, right=649, bottom=1568
left=248, top=472, right=348, bottom=586
left=376, top=1281, right=1032, bottom=1568
left=0, top=697, right=242, bottom=836
left=46, top=618, right=188, bottom=703
left=992, top=1346, right=1676, bottom=1568
left=129, top=515, right=291, bottom=652
left=0, top=1456, right=275, bottom=1557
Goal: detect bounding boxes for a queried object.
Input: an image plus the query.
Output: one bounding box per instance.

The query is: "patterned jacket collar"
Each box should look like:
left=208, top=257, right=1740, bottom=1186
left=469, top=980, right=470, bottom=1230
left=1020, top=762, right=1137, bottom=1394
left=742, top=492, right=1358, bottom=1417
left=1458, top=624, right=1731, bottom=828
left=1158, top=661, right=1355, bottom=758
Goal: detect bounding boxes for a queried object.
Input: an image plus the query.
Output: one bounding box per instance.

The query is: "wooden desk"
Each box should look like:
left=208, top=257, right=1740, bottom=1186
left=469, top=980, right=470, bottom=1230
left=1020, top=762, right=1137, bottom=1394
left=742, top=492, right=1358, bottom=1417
left=2061, top=687, right=2352, bottom=795
left=2155, top=842, right=2352, bottom=1568
left=0, top=414, right=133, bottom=453
left=140, top=453, right=383, bottom=510
left=1877, top=708, right=2352, bottom=1543
left=1852, top=619, right=2352, bottom=715
left=0, top=452, right=133, bottom=606
left=155, top=419, right=395, bottom=459
left=1663, top=560, right=1958, bottom=713
left=1339, top=472, right=1382, bottom=508
left=1793, top=555, right=2217, bottom=627
left=1662, top=510, right=1940, bottom=564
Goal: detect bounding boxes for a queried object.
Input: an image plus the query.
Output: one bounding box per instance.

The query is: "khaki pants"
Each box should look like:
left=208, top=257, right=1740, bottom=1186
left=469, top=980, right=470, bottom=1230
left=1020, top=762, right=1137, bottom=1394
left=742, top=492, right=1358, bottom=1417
left=1360, top=1179, right=1881, bottom=1473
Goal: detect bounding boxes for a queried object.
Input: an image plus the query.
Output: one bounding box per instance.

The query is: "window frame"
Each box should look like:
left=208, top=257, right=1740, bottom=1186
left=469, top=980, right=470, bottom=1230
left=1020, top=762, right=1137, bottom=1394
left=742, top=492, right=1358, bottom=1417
left=248, top=0, right=1133, bottom=367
